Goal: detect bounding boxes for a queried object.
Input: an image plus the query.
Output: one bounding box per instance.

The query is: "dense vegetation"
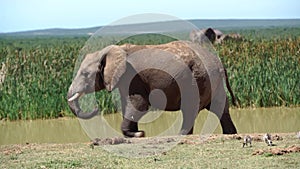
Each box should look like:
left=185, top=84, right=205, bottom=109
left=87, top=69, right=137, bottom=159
left=218, top=37, right=299, bottom=107
left=0, top=27, right=299, bottom=120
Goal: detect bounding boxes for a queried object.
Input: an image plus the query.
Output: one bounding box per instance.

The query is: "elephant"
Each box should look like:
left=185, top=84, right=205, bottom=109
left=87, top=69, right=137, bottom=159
left=222, top=33, right=242, bottom=42
left=190, top=28, right=242, bottom=44
left=67, top=40, right=237, bottom=138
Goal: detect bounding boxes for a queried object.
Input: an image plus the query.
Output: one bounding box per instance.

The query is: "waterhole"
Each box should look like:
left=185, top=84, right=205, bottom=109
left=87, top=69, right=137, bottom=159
left=0, top=107, right=299, bottom=145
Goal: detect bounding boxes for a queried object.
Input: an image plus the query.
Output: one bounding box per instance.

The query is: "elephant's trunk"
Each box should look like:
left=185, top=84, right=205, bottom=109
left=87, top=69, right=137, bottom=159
left=67, top=90, right=99, bottom=119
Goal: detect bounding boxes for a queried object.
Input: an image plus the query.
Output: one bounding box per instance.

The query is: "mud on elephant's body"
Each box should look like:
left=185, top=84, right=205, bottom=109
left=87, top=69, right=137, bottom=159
left=67, top=41, right=237, bottom=137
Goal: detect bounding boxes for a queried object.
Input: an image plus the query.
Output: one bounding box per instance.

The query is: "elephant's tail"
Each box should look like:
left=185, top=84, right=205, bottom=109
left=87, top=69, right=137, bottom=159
left=224, top=68, right=240, bottom=107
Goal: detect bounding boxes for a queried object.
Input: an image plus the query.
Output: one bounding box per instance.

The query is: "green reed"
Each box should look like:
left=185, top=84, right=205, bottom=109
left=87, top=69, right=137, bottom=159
left=0, top=37, right=85, bottom=120
left=0, top=28, right=299, bottom=120
left=217, top=37, right=300, bottom=107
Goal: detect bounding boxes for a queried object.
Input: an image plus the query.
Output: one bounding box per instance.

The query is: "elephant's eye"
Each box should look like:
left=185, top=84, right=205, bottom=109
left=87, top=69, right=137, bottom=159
left=82, top=71, right=89, bottom=77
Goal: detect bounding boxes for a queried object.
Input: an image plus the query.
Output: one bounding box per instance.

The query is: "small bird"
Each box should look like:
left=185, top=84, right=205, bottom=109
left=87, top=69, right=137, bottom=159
left=297, top=131, right=300, bottom=139
left=263, top=133, right=272, bottom=146
left=243, top=135, right=252, bottom=147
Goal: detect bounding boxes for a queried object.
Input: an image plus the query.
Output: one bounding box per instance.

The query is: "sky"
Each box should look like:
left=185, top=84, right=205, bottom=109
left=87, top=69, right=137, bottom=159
left=0, top=0, right=299, bottom=33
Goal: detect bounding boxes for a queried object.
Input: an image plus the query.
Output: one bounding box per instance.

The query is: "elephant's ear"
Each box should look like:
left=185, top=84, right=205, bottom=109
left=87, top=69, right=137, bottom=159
left=101, top=45, right=127, bottom=91
left=204, top=28, right=216, bottom=44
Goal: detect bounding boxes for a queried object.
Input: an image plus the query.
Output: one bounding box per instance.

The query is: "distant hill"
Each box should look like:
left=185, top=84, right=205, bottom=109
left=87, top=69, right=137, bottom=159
left=0, top=27, right=100, bottom=37
left=1, top=19, right=300, bottom=37
left=191, top=19, right=300, bottom=29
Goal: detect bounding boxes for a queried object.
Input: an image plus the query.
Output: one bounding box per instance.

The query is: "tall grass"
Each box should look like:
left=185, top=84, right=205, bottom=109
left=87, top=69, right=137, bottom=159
left=0, top=37, right=87, bottom=120
left=218, top=37, right=300, bottom=107
left=0, top=28, right=299, bottom=120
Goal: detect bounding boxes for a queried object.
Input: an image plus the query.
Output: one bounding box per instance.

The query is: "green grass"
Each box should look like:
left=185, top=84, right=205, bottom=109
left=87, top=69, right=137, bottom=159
left=0, top=134, right=299, bottom=168
left=0, top=27, right=299, bottom=120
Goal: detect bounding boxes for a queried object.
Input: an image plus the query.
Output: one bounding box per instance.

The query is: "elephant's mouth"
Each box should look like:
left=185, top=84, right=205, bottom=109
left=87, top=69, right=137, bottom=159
left=67, top=91, right=99, bottom=119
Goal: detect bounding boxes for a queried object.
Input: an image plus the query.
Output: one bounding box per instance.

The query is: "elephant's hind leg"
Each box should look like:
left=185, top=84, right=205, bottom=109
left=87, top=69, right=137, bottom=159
left=206, top=85, right=237, bottom=134
left=219, top=98, right=237, bottom=134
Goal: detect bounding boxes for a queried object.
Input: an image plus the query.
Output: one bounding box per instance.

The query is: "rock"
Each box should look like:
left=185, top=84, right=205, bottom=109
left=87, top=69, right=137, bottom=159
left=91, top=137, right=130, bottom=146
left=252, top=145, right=300, bottom=156
left=252, top=149, right=264, bottom=155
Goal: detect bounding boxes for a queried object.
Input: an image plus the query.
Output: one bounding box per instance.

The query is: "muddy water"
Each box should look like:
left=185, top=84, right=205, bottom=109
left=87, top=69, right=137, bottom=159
left=0, top=118, right=89, bottom=145
left=0, top=107, right=299, bottom=145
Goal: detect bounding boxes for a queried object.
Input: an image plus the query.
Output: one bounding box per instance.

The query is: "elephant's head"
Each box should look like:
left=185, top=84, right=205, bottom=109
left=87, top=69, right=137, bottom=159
left=190, top=28, right=224, bottom=44
left=190, top=28, right=243, bottom=45
left=67, top=45, right=127, bottom=119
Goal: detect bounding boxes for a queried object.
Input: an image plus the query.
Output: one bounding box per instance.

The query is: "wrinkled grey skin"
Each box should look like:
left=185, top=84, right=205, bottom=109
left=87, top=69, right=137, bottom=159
left=67, top=41, right=237, bottom=137
left=190, top=28, right=242, bottom=44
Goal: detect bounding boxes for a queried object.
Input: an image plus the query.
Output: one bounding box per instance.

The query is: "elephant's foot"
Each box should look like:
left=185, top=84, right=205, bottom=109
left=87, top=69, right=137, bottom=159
left=121, top=118, right=145, bottom=137
left=180, top=127, right=194, bottom=135
left=222, top=127, right=237, bottom=134
left=123, top=130, right=145, bottom=138
left=134, top=131, right=145, bottom=137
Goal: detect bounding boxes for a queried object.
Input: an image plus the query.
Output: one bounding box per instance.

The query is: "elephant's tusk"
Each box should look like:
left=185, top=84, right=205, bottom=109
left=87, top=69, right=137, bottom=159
left=68, top=92, right=82, bottom=102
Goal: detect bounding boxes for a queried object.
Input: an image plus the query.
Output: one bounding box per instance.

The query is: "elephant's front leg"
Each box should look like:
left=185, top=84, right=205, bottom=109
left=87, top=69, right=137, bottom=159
left=121, top=94, right=149, bottom=138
